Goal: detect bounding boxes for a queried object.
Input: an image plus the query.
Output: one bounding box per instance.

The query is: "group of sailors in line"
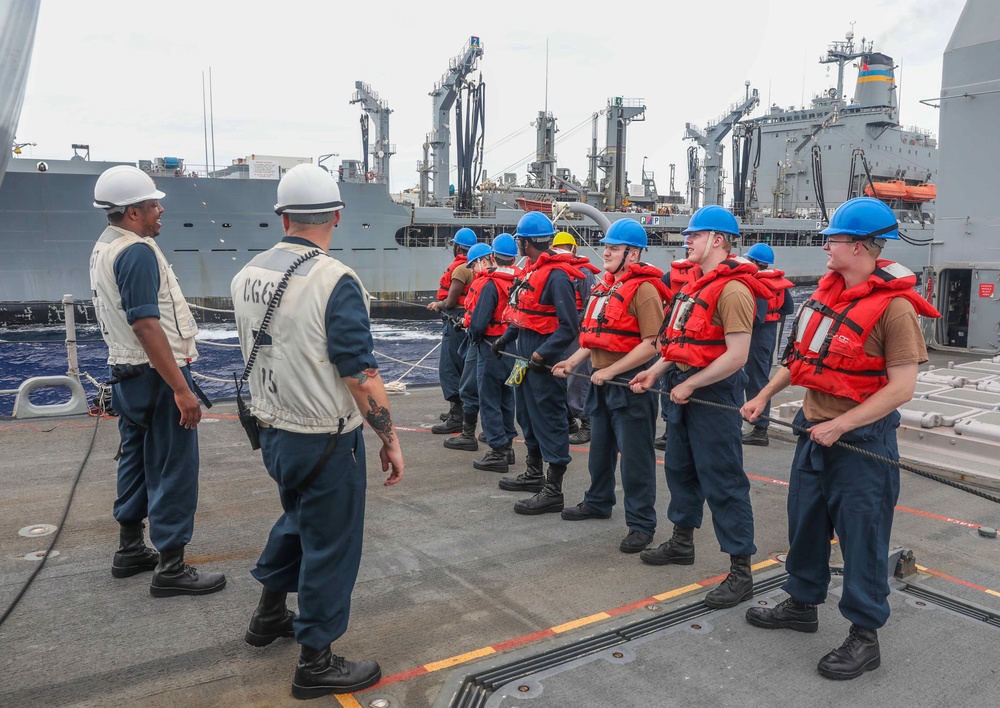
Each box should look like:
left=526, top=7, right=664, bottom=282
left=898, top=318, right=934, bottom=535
left=88, top=159, right=936, bottom=698
left=428, top=197, right=936, bottom=683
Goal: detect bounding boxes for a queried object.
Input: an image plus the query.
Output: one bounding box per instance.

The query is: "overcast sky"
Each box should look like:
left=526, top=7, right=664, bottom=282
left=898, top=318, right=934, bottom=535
left=15, top=0, right=965, bottom=194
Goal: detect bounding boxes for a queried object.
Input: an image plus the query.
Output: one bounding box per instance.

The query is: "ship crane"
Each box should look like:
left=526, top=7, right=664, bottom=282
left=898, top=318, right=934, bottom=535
left=350, top=81, right=394, bottom=185
left=684, top=90, right=759, bottom=208
left=420, top=36, right=483, bottom=206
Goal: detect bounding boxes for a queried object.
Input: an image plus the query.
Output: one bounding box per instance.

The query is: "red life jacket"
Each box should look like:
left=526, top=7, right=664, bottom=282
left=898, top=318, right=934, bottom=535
left=462, top=266, right=520, bottom=335
left=504, top=251, right=587, bottom=334
left=579, top=263, right=672, bottom=353
left=669, top=258, right=697, bottom=289
left=660, top=256, right=773, bottom=368
left=785, top=259, right=940, bottom=403
left=755, top=268, right=795, bottom=322
left=567, top=255, right=601, bottom=310
left=437, top=254, right=470, bottom=307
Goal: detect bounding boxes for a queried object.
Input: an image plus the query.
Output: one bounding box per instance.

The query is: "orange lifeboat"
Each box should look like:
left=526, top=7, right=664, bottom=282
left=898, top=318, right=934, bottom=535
left=514, top=198, right=554, bottom=215
left=863, top=180, right=907, bottom=200
left=903, top=183, right=937, bottom=202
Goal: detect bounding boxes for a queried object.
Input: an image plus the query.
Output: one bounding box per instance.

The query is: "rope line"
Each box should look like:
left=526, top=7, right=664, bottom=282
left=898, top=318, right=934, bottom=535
left=496, top=350, right=1000, bottom=505
left=187, top=303, right=235, bottom=313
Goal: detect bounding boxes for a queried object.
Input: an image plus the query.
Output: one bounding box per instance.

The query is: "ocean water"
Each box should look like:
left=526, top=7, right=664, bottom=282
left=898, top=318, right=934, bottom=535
left=0, top=287, right=812, bottom=413
left=0, top=319, right=444, bottom=411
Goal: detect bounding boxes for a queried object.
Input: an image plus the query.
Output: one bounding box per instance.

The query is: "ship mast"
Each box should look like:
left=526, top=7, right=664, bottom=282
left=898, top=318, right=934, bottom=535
left=421, top=37, right=484, bottom=206
left=350, top=81, right=394, bottom=185
left=684, top=91, right=759, bottom=207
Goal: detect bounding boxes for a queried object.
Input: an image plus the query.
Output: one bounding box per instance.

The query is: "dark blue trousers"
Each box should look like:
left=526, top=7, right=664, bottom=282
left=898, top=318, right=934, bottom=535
left=783, top=410, right=901, bottom=630
left=253, top=426, right=367, bottom=650
left=514, top=331, right=570, bottom=465
left=438, top=312, right=465, bottom=402
left=562, top=339, right=592, bottom=422
left=111, top=364, right=199, bottom=552
left=663, top=367, right=756, bottom=556
left=582, top=364, right=658, bottom=535
left=458, top=337, right=480, bottom=416
left=744, top=321, right=779, bottom=429
left=476, top=340, right=515, bottom=449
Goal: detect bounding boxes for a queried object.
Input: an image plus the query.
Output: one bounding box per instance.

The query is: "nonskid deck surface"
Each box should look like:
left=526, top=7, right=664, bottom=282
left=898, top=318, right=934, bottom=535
left=1, top=387, right=999, bottom=707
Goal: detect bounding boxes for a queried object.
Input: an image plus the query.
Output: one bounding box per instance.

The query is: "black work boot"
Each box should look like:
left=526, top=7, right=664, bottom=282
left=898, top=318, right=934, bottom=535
left=149, top=547, right=227, bottom=597
left=499, top=453, right=543, bottom=492
left=444, top=413, right=479, bottom=450
left=817, top=625, right=881, bottom=680
left=569, top=418, right=591, bottom=445
left=639, top=526, right=694, bottom=566
left=619, top=530, right=654, bottom=554
left=245, top=588, right=296, bottom=647
left=514, top=464, right=566, bottom=515
left=439, top=399, right=461, bottom=421
left=560, top=502, right=611, bottom=521
left=653, top=425, right=668, bottom=451
left=112, top=522, right=159, bottom=578
left=291, top=644, right=381, bottom=699
left=704, top=555, right=754, bottom=609
left=473, top=446, right=509, bottom=473
left=746, top=597, right=819, bottom=633
left=567, top=417, right=580, bottom=436
left=506, top=443, right=516, bottom=465
left=432, top=406, right=463, bottom=434
left=742, top=426, right=769, bottom=446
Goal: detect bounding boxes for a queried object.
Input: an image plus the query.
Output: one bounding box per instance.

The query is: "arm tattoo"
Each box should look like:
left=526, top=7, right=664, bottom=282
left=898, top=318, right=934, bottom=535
left=350, top=367, right=379, bottom=384
left=365, top=395, right=394, bottom=443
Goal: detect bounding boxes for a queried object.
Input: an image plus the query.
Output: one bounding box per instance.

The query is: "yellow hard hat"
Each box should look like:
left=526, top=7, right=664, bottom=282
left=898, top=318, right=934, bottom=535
left=552, top=231, right=577, bottom=247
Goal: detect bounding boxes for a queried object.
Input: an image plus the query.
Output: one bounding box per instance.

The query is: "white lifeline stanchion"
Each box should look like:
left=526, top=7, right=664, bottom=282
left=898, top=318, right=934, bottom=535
left=10, top=294, right=90, bottom=419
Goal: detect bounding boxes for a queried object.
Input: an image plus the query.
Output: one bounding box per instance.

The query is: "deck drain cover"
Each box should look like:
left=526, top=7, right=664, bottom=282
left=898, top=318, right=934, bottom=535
left=18, top=524, right=57, bottom=538
left=24, top=550, right=59, bottom=561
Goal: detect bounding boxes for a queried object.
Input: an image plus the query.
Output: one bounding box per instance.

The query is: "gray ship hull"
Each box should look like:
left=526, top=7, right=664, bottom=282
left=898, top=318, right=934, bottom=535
left=0, top=157, right=934, bottom=327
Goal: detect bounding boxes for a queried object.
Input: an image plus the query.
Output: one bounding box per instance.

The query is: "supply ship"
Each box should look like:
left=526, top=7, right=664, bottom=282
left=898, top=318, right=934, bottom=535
left=1, top=22, right=940, bottom=326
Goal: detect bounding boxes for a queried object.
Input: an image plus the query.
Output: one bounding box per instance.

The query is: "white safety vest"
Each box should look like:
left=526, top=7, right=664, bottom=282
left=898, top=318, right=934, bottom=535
left=89, top=225, right=199, bottom=367
left=231, top=242, right=369, bottom=434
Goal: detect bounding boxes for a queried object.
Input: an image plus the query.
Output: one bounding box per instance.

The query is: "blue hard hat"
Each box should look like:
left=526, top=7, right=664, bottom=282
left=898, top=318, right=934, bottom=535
left=491, top=233, right=518, bottom=257
left=452, top=227, right=478, bottom=248
left=514, top=211, right=555, bottom=239
left=745, top=243, right=775, bottom=265
left=466, top=242, right=493, bottom=264
left=821, top=197, right=899, bottom=240
left=682, top=205, right=740, bottom=238
left=600, top=219, right=647, bottom=248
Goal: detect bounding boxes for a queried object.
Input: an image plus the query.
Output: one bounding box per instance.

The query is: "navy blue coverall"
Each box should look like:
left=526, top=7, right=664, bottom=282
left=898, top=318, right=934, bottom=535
left=500, top=269, right=579, bottom=466
left=251, top=237, right=375, bottom=651
left=784, top=410, right=901, bottom=630
left=663, top=366, right=756, bottom=556
left=469, top=280, right=515, bottom=449
left=744, top=289, right=795, bottom=430
left=110, top=244, right=199, bottom=552
left=583, top=362, right=658, bottom=536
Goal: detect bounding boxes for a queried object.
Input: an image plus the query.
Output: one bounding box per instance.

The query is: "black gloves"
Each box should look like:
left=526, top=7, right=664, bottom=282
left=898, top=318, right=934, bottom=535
left=527, top=355, right=545, bottom=371
left=491, top=338, right=507, bottom=359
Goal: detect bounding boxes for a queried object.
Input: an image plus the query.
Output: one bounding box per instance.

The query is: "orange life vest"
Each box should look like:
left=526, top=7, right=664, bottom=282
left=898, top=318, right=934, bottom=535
left=504, top=251, right=587, bottom=334
left=785, top=259, right=940, bottom=403
left=579, top=263, right=672, bottom=353
left=437, top=254, right=470, bottom=307
left=463, top=266, right=520, bottom=336
left=660, top=256, right=772, bottom=368
left=755, top=268, right=795, bottom=322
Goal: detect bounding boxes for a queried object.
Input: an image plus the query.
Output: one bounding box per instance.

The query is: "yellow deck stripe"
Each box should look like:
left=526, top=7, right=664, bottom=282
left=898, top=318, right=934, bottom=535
left=552, top=612, right=611, bottom=633
left=653, top=583, right=703, bottom=601
left=336, top=694, right=363, bottom=708
left=423, top=646, right=496, bottom=673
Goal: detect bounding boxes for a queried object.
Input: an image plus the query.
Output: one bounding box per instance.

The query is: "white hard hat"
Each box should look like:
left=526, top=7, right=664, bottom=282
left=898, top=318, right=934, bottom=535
left=93, top=165, right=165, bottom=210
left=274, top=164, right=344, bottom=215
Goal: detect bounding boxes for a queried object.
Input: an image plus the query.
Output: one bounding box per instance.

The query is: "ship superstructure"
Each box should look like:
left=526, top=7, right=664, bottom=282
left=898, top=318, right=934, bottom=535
left=1, top=33, right=940, bottom=326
